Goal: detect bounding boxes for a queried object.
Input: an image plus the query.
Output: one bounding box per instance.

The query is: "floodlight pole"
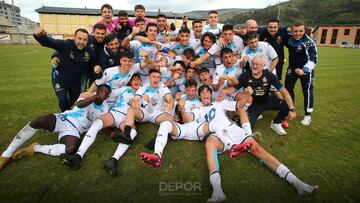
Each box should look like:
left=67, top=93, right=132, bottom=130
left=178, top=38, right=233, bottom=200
left=11, top=0, right=21, bottom=44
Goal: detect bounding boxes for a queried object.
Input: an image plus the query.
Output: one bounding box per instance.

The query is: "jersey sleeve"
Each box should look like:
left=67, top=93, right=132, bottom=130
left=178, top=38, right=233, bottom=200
left=304, top=35, right=318, bottom=72
left=135, top=85, right=146, bottom=96
left=207, top=43, right=220, bottom=55
left=160, top=84, right=171, bottom=97
left=129, top=63, right=141, bottom=75
left=94, top=68, right=110, bottom=85
left=267, top=70, right=283, bottom=91
left=33, top=35, right=67, bottom=52
left=213, top=66, right=223, bottom=85
left=221, top=100, right=238, bottom=112
left=265, top=42, right=278, bottom=60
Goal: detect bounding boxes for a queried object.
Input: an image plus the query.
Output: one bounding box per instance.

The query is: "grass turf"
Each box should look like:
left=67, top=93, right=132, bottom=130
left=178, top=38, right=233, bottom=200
left=0, top=45, right=359, bottom=202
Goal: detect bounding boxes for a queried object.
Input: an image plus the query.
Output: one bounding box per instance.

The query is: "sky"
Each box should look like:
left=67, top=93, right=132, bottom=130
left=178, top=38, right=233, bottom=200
left=6, top=0, right=287, bottom=22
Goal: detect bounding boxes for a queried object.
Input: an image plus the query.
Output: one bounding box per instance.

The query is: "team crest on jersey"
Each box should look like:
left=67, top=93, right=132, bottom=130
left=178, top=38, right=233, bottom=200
left=248, top=79, right=253, bottom=83
left=69, top=50, right=74, bottom=59
left=90, top=44, right=95, bottom=50
left=83, top=52, right=90, bottom=62
left=262, top=77, right=268, bottom=83
left=151, top=97, right=158, bottom=106
left=276, top=36, right=282, bottom=44
left=297, top=45, right=303, bottom=51
left=109, top=58, right=114, bottom=65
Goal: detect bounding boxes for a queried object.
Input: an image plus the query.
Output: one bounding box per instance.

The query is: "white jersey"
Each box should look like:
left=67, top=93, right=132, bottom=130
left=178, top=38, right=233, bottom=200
left=182, top=94, right=202, bottom=113
left=61, top=100, right=109, bottom=134
left=195, top=46, right=217, bottom=73
left=168, top=39, right=199, bottom=56
left=136, top=82, right=171, bottom=110
left=241, top=41, right=278, bottom=74
left=212, top=35, right=244, bottom=65
left=190, top=31, right=202, bottom=45
left=111, top=86, right=136, bottom=113
left=194, top=100, right=237, bottom=126
left=94, top=64, right=141, bottom=106
left=203, top=23, right=224, bottom=38
left=129, top=40, right=159, bottom=76
left=213, top=61, right=243, bottom=86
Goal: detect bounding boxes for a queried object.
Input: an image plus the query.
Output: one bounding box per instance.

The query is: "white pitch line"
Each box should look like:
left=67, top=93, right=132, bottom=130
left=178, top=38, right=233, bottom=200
left=0, top=49, right=39, bottom=58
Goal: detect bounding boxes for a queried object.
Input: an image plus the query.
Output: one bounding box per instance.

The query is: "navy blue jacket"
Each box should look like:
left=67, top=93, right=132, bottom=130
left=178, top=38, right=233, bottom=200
left=258, top=27, right=288, bottom=62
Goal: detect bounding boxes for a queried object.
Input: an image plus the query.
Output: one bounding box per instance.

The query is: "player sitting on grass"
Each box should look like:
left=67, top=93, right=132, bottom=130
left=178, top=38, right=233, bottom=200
left=197, top=84, right=318, bottom=202
left=60, top=75, right=142, bottom=175
left=0, top=84, right=111, bottom=171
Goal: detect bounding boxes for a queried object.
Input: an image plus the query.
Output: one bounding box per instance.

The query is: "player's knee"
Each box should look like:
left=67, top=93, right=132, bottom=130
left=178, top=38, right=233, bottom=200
left=205, top=138, right=216, bottom=150
left=249, top=140, right=260, bottom=154
left=30, top=114, right=52, bottom=128
left=65, top=144, right=78, bottom=155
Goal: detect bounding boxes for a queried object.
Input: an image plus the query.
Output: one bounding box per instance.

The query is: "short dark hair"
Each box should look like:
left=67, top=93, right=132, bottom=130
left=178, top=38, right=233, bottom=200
left=149, top=69, right=161, bottom=75
left=198, top=85, right=212, bottom=96
left=135, top=17, right=146, bottom=24
left=97, top=84, right=112, bottom=93
left=192, top=20, right=202, bottom=26
left=135, top=4, right=145, bottom=11
left=118, top=10, right=128, bottom=17
left=222, top=24, right=233, bottom=32
left=179, top=27, right=191, bottom=34
left=183, top=48, right=195, bottom=59
left=185, top=66, right=195, bottom=73
left=208, top=10, right=218, bottom=16
left=245, top=31, right=258, bottom=41
left=293, top=22, right=305, bottom=27
left=101, top=4, right=113, bottom=13
left=120, top=51, right=134, bottom=59
left=198, top=68, right=210, bottom=74
left=145, top=22, right=157, bottom=32
left=174, top=60, right=185, bottom=69
left=267, top=19, right=279, bottom=25
left=220, top=47, right=233, bottom=57
left=185, top=79, right=197, bottom=88
left=92, top=23, right=106, bottom=32
left=157, top=14, right=167, bottom=19
left=104, top=34, right=118, bottom=44
left=201, top=32, right=216, bottom=47
left=74, top=28, right=89, bottom=36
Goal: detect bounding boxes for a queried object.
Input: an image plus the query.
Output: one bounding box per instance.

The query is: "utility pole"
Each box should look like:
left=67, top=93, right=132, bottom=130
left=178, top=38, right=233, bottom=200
left=277, top=6, right=281, bottom=20
left=11, top=0, right=21, bottom=44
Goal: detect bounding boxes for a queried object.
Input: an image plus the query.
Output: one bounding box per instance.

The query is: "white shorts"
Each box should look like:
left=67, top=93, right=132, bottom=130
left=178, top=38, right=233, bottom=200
left=54, top=114, right=81, bottom=140
left=137, top=107, right=168, bottom=124
left=214, top=123, right=252, bottom=154
left=109, top=109, right=127, bottom=128
left=172, top=121, right=207, bottom=141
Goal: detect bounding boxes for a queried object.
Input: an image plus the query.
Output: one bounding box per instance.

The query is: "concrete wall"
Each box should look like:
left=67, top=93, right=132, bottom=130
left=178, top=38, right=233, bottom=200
left=313, top=26, right=360, bottom=47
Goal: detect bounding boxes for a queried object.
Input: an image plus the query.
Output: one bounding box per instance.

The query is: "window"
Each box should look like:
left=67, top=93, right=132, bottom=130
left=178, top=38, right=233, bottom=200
left=331, top=29, right=338, bottom=44
left=320, top=29, right=327, bottom=44
left=344, top=29, right=350, bottom=35
left=355, top=29, right=360, bottom=45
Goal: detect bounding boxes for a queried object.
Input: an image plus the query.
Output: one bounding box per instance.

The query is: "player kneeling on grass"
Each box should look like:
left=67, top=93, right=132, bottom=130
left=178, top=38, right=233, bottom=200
left=0, top=84, right=111, bottom=171
left=139, top=84, right=253, bottom=168
left=201, top=87, right=318, bottom=202
left=60, top=74, right=142, bottom=175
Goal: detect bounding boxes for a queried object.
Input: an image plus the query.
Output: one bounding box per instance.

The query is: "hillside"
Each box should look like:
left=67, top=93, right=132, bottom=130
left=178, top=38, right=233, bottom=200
left=222, top=0, right=360, bottom=27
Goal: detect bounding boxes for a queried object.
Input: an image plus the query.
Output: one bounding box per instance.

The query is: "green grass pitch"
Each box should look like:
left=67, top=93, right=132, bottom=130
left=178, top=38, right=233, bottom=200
left=0, top=45, right=359, bottom=202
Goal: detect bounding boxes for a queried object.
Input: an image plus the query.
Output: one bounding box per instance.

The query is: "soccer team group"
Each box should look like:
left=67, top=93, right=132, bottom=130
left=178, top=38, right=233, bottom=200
left=0, top=3, right=319, bottom=202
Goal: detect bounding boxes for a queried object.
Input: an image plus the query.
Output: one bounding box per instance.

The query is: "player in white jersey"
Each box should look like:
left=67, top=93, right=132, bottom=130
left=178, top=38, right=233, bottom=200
left=117, top=69, right=174, bottom=145
left=192, top=32, right=217, bottom=74
left=88, top=51, right=151, bottom=107
left=204, top=10, right=224, bottom=39
left=240, top=31, right=279, bottom=74
left=176, top=66, right=197, bottom=93
left=190, top=20, right=203, bottom=44
left=60, top=75, right=142, bottom=173
left=121, top=23, right=166, bottom=80
left=167, top=27, right=200, bottom=57
left=0, top=85, right=111, bottom=171
left=213, top=48, right=243, bottom=100
left=197, top=85, right=319, bottom=201
left=139, top=83, right=252, bottom=167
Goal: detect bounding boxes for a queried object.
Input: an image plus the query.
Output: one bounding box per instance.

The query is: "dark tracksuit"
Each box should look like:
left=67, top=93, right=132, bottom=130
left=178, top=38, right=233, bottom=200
left=34, top=34, right=95, bottom=112
left=237, top=70, right=290, bottom=128
left=258, top=27, right=288, bottom=80
left=93, top=46, right=127, bottom=79
left=284, top=34, right=318, bottom=115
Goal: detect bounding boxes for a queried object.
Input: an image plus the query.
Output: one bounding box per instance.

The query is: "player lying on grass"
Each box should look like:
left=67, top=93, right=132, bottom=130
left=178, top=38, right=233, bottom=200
left=198, top=85, right=318, bottom=201
left=139, top=82, right=253, bottom=167
left=0, top=84, right=111, bottom=171
left=60, top=74, right=142, bottom=176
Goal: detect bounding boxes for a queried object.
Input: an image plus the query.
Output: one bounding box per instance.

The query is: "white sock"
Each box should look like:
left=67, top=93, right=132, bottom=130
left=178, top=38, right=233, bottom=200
left=276, top=164, right=316, bottom=194
left=77, top=119, right=103, bottom=158
left=112, top=129, right=137, bottom=160
left=242, top=122, right=252, bottom=136
left=209, top=171, right=226, bottom=200
left=209, top=120, right=233, bottom=151
left=34, top=144, right=65, bottom=156
left=154, top=121, right=172, bottom=158
left=2, top=123, right=37, bottom=157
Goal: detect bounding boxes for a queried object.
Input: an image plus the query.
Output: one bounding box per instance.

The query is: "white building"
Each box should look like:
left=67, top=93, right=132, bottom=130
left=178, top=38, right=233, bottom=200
left=0, top=0, right=21, bottom=26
